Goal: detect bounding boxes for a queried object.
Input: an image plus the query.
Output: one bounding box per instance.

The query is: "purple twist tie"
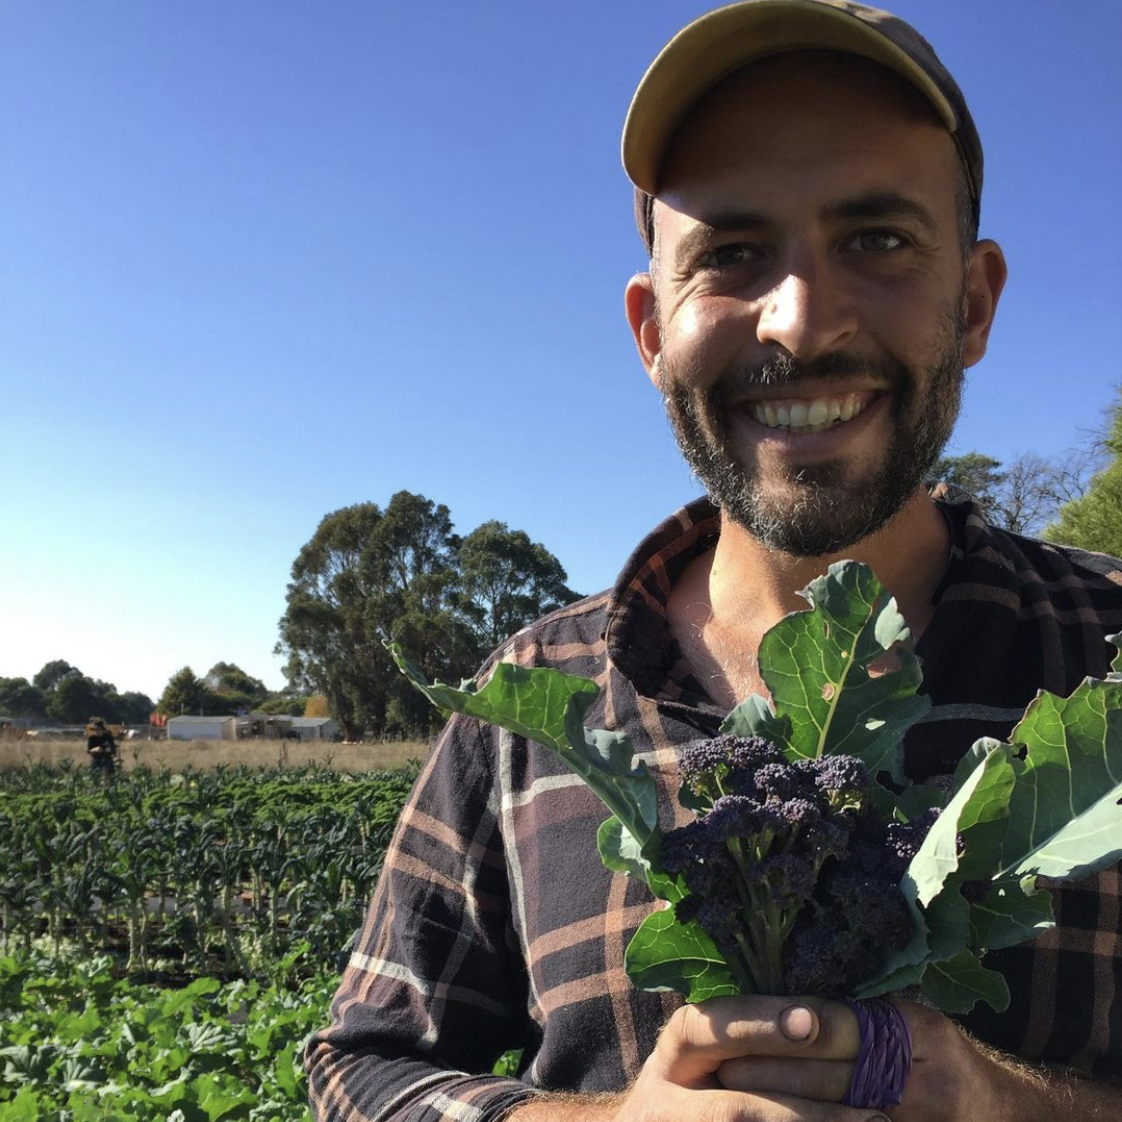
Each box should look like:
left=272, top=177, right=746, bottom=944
left=841, top=998, right=912, bottom=1111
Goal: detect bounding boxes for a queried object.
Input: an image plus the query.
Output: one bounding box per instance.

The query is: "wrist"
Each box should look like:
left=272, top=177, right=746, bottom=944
left=503, top=1092, right=620, bottom=1121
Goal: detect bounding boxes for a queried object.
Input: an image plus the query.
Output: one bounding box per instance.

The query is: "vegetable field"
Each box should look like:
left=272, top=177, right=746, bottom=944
left=0, top=761, right=418, bottom=1120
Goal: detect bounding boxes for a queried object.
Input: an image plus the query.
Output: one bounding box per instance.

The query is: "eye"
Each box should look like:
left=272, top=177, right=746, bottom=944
left=697, top=243, right=763, bottom=270
left=844, top=229, right=908, bottom=253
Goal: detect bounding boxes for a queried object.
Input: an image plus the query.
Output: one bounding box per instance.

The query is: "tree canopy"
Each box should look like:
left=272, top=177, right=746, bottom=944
left=157, top=667, right=207, bottom=717
left=456, top=521, right=578, bottom=651
left=2, top=661, right=155, bottom=725
left=1045, top=392, right=1122, bottom=556
left=203, top=662, right=270, bottom=712
left=931, top=444, right=1098, bottom=537
left=276, top=491, right=579, bottom=740
left=0, top=678, right=46, bottom=719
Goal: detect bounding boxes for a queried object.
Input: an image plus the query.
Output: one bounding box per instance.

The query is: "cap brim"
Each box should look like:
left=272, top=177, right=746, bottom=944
left=622, top=0, right=957, bottom=195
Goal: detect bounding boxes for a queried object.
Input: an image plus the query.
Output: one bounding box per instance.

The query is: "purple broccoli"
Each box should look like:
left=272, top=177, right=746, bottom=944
left=663, top=737, right=927, bottom=996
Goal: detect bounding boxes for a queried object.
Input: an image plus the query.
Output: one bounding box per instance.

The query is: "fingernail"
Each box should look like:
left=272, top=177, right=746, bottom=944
left=779, top=1004, right=814, bottom=1041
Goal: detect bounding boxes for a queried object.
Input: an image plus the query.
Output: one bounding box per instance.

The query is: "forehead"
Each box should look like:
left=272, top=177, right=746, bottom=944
left=655, top=52, right=960, bottom=234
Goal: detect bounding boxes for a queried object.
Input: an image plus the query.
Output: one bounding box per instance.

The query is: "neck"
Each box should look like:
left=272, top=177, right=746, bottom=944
left=667, top=489, right=950, bottom=709
left=713, top=488, right=949, bottom=627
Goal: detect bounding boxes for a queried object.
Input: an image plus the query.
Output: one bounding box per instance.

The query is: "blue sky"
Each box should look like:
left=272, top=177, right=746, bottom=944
left=3, top=1, right=1120, bottom=702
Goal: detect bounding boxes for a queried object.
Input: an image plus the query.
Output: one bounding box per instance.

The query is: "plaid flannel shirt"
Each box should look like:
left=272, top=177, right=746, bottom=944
left=306, top=493, right=1122, bottom=1121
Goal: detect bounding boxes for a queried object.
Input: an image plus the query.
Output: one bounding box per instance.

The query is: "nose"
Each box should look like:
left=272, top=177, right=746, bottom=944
left=755, top=264, right=858, bottom=359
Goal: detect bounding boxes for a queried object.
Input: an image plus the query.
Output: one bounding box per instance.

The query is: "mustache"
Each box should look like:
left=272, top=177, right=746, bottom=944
left=712, top=350, right=908, bottom=401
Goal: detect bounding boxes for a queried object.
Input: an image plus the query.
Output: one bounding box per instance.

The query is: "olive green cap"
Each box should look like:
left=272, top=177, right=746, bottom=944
left=623, top=0, right=982, bottom=251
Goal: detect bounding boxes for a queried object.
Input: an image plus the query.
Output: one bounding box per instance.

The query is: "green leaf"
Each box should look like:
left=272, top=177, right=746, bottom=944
left=951, top=737, right=1007, bottom=790
left=908, top=746, right=1015, bottom=906
left=758, top=561, right=928, bottom=784
left=720, top=695, right=790, bottom=743
left=624, top=908, right=739, bottom=1003
left=596, top=815, right=646, bottom=878
left=387, top=641, right=597, bottom=754
left=389, top=641, right=661, bottom=858
left=920, top=949, right=1010, bottom=1014
left=2, top=1088, right=43, bottom=1122
left=562, top=722, right=660, bottom=856
left=272, top=1042, right=299, bottom=1099
left=854, top=862, right=972, bottom=999
left=852, top=892, right=929, bottom=999
left=893, top=782, right=950, bottom=822
left=1000, top=676, right=1122, bottom=881
left=969, top=880, right=1055, bottom=951
left=492, top=1048, right=524, bottom=1078
left=912, top=880, right=972, bottom=959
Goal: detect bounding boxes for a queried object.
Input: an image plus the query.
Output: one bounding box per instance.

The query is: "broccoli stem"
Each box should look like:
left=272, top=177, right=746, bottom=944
left=727, top=835, right=786, bottom=993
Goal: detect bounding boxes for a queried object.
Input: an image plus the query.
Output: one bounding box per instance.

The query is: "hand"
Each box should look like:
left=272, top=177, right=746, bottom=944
left=716, top=999, right=997, bottom=1122
left=612, top=994, right=885, bottom=1122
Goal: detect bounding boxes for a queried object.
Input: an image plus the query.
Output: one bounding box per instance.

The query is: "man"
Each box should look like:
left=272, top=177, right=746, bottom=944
left=87, top=717, right=118, bottom=778
left=307, top=3, right=1122, bottom=1119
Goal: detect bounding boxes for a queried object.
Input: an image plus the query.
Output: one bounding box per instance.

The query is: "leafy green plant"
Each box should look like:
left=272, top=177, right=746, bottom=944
left=0, top=951, right=333, bottom=1120
left=391, top=560, right=1122, bottom=1014
left=0, top=763, right=417, bottom=984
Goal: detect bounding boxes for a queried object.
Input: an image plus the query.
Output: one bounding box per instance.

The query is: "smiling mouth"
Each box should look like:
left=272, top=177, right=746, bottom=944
left=748, top=391, right=878, bottom=434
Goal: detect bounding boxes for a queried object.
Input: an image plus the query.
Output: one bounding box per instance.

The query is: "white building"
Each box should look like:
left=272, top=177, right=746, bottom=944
left=167, top=715, right=237, bottom=741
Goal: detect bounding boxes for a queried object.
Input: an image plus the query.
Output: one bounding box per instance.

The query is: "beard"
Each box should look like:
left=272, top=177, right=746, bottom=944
left=659, top=303, right=967, bottom=557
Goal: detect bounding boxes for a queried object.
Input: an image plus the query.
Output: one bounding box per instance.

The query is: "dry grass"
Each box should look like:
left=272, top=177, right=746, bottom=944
left=0, top=737, right=432, bottom=774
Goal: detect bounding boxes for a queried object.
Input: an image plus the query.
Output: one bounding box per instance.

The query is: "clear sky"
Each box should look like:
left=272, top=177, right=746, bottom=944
left=3, top=1, right=1120, bottom=702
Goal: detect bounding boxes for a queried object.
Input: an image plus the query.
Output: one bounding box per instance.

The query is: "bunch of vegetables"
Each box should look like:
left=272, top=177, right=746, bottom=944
left=392, top=560, right=1122, bottom=1014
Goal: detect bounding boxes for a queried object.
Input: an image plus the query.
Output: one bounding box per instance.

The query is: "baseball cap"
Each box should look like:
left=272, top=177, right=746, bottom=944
left=622, top=0, right=982, bottom=252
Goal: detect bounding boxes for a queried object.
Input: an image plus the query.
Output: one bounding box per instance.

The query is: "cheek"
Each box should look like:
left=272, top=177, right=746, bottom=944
left=663, top=297, right=748, bottom=375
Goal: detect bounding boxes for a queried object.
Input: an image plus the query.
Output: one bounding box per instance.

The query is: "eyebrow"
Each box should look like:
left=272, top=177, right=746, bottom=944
left=670, top=190, right=939, bottom=270
left=821, top=191, right=939, bottom=235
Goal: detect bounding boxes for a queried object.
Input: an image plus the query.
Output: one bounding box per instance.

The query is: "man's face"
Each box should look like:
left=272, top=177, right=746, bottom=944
left=631, top=54, right=994, bottom=557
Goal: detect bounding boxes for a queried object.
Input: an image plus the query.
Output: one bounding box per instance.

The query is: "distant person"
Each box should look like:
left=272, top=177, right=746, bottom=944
left=86, top=718, right=117, bottom=778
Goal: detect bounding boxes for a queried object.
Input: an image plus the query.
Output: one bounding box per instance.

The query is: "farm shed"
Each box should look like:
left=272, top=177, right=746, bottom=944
left=287, top=717, right=338, bottom=742
left=167, top=715, right=237, bottom=741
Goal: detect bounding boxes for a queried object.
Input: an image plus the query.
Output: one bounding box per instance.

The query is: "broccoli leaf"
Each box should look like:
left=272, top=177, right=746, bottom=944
left=968, top=880, right=1055, bottom=951
left=388, top=642, right=596, bottom=752
left=1110, top=634, right=1122, bottom=677
left=852, top=899, right=929, bottom=999
left=598, top=817, right=685, bottom=903
left=624, top=908, right=739, bottom=1002
left=854, top=864, right=971, bottom=999
left=998, top=677, right=1122, bottom=881
left=388, top=642, right=661, bottom=857
left=893, top=782, right=950, bottom=821
left=757, top=561, right=929, bottom=784
left=906, top=744, right=1015, bottom=907
left=919, top=949, right=1010, bottom=1014
left=721, top=695, right=790, bottom=743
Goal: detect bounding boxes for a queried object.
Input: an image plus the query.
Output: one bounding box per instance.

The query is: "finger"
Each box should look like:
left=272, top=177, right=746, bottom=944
left=717, top=1056, right=854, bottom=1103
left=691, top=1087, right=891, bottom=1122
left=653, top=996, right=862, bottom=1084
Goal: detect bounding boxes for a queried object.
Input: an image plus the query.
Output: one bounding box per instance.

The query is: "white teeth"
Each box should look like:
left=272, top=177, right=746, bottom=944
left=751, top=392, right=870, bottom=432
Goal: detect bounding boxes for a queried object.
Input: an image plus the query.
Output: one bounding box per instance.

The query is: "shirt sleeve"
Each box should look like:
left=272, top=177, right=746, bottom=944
left=304, top=713, right=541, bottom=1122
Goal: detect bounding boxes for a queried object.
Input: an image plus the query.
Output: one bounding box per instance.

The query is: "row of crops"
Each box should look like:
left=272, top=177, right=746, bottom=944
left=0, top=761, right=419, bottom=1120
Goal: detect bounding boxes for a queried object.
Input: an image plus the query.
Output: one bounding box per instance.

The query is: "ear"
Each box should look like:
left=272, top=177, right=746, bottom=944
left=961, top=238, right=1007, bottom=368
left=624, top=272, right=662, bottom=384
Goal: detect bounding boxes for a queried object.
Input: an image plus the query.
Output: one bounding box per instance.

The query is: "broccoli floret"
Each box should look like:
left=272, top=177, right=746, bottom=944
left=677, top=734, right=784, bottom=802
left=669, top=740, right=931, bottom=996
